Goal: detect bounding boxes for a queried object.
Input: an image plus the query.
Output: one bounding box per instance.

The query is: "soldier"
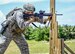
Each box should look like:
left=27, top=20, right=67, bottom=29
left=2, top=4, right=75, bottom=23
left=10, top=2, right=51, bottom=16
left=0, top=3, right=49, bottom=54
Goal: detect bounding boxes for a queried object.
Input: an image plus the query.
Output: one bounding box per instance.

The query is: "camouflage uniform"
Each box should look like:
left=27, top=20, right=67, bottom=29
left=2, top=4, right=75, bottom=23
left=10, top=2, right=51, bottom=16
left=0, top=10, right=30, bottom=54
left=0, top=3, right=46, bottom=54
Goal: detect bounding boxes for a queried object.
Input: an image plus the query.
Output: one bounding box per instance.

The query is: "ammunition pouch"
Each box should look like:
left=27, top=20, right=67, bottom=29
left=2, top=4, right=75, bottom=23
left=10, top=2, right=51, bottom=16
left=10, top=21, right=25, bottom=34
left=0, top=20, right=9, bottom=34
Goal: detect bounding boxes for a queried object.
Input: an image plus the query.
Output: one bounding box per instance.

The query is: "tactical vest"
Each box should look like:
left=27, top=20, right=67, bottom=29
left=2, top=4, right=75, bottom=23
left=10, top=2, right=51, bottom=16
left=5, top=8, right=24, bottom=34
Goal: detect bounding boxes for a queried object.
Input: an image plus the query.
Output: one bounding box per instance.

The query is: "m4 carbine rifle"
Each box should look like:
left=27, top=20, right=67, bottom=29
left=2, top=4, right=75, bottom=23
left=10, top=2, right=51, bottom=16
left=23, top=10, right=62, bottom=27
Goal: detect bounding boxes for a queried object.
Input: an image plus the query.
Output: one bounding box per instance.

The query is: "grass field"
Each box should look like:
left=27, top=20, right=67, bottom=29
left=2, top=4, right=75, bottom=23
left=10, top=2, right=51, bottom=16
left=4, top=39, right=75, bottom=54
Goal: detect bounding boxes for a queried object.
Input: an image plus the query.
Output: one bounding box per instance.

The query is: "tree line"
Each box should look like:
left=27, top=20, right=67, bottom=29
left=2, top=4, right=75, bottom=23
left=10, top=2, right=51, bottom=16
left=24, top=25, right=75, bottom=41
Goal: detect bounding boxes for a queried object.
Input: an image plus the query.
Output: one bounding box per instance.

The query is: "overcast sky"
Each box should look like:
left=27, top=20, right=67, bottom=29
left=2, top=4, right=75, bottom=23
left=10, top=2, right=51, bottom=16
left=0, top=0, right=75, bottom=29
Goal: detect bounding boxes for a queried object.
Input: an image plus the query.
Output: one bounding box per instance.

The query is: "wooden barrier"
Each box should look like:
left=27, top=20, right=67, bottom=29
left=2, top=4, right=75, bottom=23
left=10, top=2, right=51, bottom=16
left=64, top=43, right=75, bottom=54
left=64, top=50, right=68, bottom=54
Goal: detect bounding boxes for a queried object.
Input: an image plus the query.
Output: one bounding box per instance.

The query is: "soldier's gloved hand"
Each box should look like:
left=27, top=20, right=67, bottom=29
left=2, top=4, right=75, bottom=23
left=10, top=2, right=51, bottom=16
left=43, top=19, right=48, bottom=24
left=29, top=16, right=35, bottom=21
left=33, top=17, right=42, bottom=22
left=43, top=16, right=52, bottom=24
left=27, top=16, right=36, bottom=23
left=29, top=16, right=38, bottom=22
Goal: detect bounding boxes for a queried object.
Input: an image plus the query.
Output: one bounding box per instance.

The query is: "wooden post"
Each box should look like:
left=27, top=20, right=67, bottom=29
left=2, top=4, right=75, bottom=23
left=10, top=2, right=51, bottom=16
left=50, top=0, right=61, bottom=54
left=61, top=39, right=64, bottom=54
left=50, top=0, right=57, bottom=54
left=57, top=39, right=61, bottom=54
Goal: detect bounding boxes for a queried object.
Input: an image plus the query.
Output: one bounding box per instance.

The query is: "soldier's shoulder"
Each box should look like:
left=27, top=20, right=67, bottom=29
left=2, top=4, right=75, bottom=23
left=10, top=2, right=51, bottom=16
left=15, top=10, right=23, bottom=16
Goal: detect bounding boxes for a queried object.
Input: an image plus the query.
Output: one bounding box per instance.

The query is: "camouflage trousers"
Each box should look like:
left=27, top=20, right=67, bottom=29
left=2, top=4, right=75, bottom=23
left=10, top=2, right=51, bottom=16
left=0, top=28, right=29, bottom=54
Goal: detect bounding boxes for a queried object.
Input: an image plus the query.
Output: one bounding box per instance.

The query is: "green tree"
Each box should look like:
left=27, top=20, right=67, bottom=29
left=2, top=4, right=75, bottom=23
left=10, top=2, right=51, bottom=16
left=24, top=25, right=75, bottom=41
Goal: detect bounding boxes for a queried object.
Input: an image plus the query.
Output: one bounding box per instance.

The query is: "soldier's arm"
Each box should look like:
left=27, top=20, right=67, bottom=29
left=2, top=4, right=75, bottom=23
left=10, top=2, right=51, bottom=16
left=33, top=16, right=52, bottom=24
left=15, top=11, right=34, bottom=30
